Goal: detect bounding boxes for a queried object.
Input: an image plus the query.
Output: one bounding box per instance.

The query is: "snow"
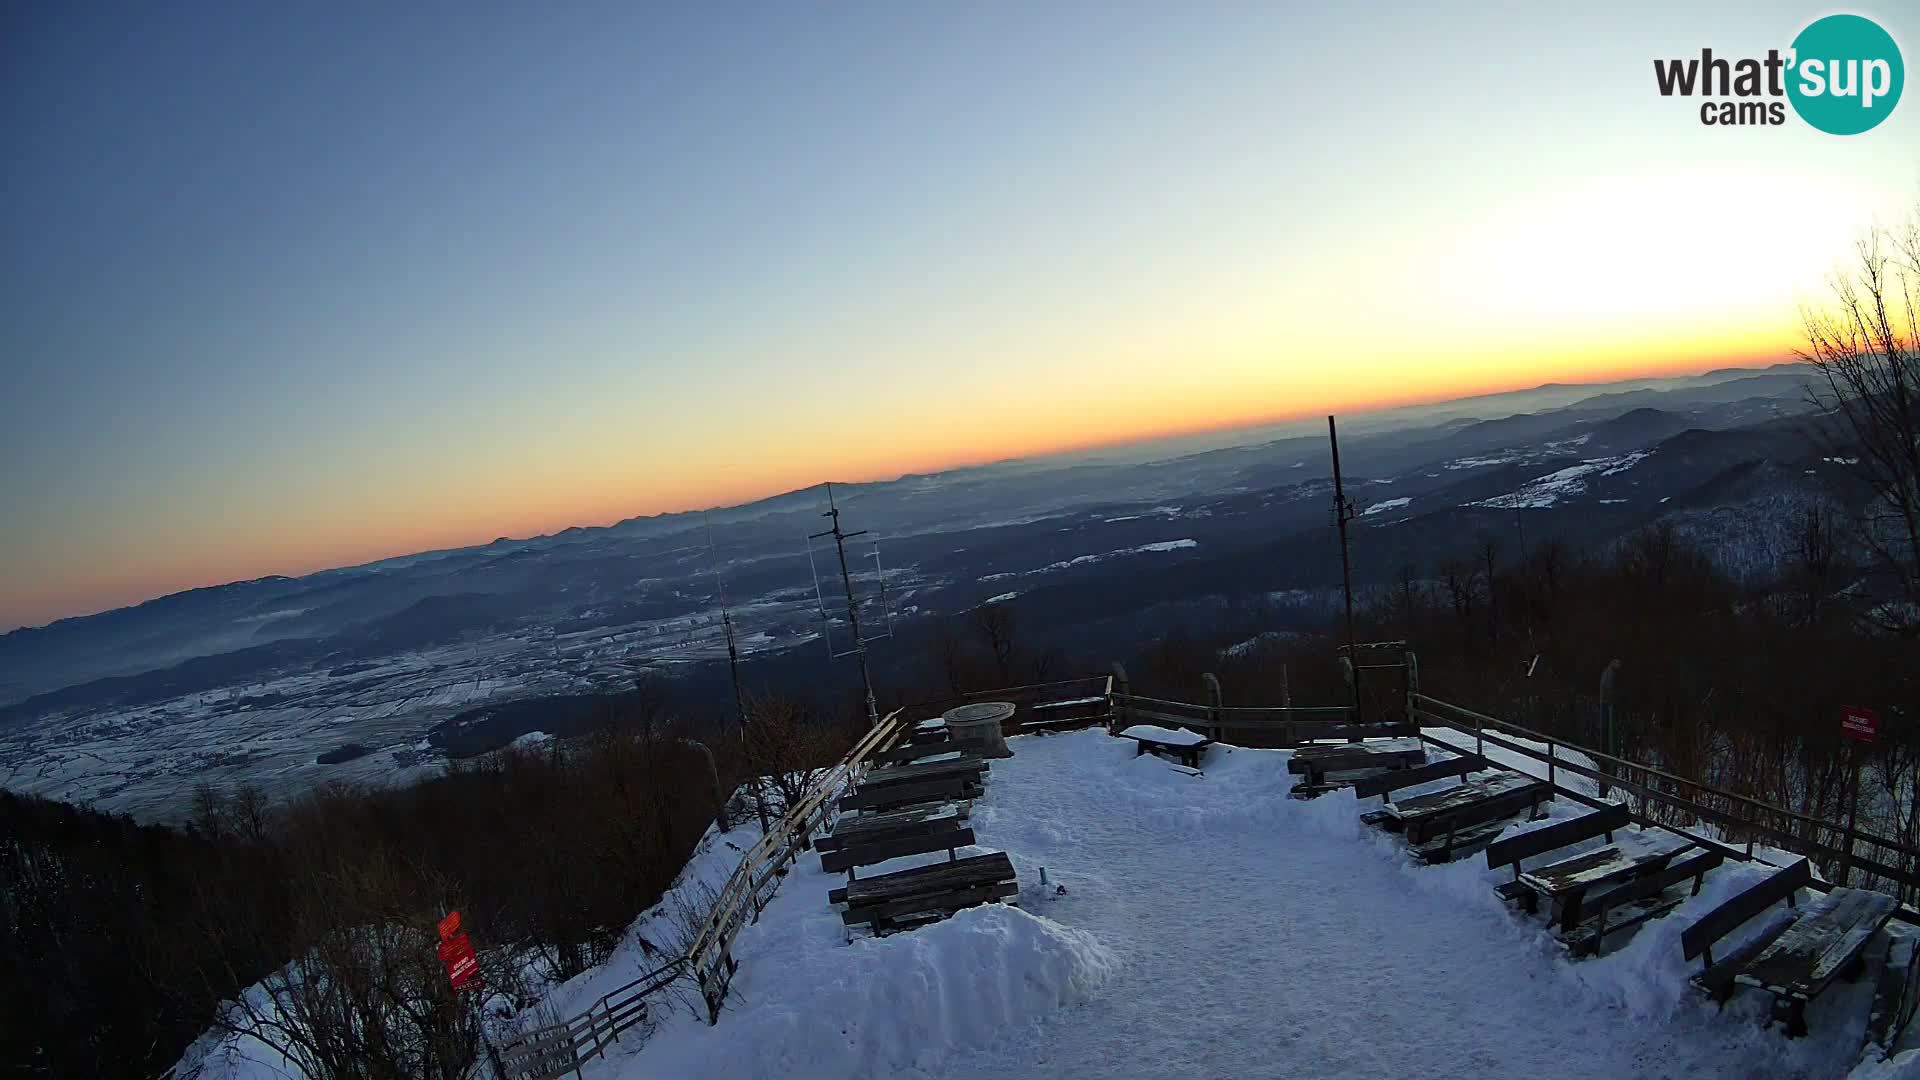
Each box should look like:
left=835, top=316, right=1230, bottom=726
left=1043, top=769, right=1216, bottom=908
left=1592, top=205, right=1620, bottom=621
left=1361, top=496, right=1412, bottom=516
left=574, top=728, right=1879, bottom=1080
left=1117, top=724, right=1209, bottom=746
left=1030, top=540, right=1198, bottom=574
left=510, top=730, right=554, bottom=749
left=984, top=591, right=1019, bottom=604
left=1468, top=451, right=1654, bottom=510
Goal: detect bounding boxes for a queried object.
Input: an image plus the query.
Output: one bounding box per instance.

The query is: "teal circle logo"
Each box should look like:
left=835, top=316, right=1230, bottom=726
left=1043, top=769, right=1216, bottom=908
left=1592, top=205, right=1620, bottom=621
left=1787, top=14, right=1904, bottom=134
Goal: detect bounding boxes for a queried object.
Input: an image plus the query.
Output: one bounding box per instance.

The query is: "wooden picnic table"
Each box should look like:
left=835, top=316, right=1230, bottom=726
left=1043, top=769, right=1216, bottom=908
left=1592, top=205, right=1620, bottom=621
left=1516, top=830, right=1693, bottom=930
left=1736, top=886, right=1898, bottom=1035
left=1117, top=724, right=1212, bottom=769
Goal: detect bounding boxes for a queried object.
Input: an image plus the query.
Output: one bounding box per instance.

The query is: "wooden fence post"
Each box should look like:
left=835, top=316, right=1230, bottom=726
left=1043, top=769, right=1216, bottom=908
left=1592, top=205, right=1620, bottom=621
left=1110, top=662, right=1130, bottom=733
left=1203, top=673, right=1223, bottom=742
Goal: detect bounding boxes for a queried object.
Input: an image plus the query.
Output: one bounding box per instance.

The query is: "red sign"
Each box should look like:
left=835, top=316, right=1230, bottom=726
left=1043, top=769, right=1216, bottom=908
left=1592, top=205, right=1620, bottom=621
left=438, top=930, right=480, bottom=991
left=1842, top=705, right=1881, bottom=744
left=437, top=910, right=462, bottom=941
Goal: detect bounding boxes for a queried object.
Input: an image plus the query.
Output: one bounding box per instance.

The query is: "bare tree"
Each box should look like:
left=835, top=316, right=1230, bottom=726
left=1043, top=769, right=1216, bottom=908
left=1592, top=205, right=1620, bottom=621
left=1800, top=206, right=1920, bottom=632
left=975, top=603, right=1018, bottom=685
left=739, top=693, right=840, bottom=814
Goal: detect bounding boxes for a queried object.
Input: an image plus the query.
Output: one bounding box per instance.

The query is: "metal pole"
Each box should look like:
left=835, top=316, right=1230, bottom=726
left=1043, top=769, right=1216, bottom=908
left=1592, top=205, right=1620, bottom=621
left=1328, top=416, right=1361, bottom=722
left=813, top=483, right=880, bottom=726
left=1599, top=659, right=1620, bottom=800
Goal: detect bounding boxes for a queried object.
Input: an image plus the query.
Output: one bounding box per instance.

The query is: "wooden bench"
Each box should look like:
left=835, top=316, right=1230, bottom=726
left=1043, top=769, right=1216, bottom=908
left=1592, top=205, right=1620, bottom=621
left=1116, top=724, right=1213, bottom=769
left=910, top=718, right=951, bottom=745
left=1384, top=771, right=1552, bottom=863
left=1486, top=803, right=1627, bottom=904
left=840, top=773, right=982, bottom=813
left=1289, top=737, right=1425, bottom=798
left=1509, top=827, right=1693, bottom=932
left=1561, top=846, right=1723, bottom=957
left=1736, top=885, right=1899, bottom=1036
left=817, top=802, right=964, bottom=853
left=1679, top=858, right=1899, bottom=1036
left=820, top=821, right=974, bottom=876
left=1353, top=752, right=1489, bottom=828
left=829, top=851, right=1018, bottom=934
left=874, top=739, right=977, bottom=767
left=859, top=755, right=988, bottom=791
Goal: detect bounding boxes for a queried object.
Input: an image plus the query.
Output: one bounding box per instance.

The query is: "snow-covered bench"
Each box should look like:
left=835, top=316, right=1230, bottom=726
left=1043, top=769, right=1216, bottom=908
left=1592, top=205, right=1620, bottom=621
left=1485, top=802, right=1715, bottom=953
left=1116, top=724, right=1212, bottom=769
left=874, top=738, right=977, bottom=767
left=829, top=851, right=1018, bottom=934
left=1683, top=858, right=1899, bottom=1036
left=819, top=808, right=974, bottom=877
left=1288, top=737, right=1425, bottom=798
left=1376, top=771, right=1552, bottom=863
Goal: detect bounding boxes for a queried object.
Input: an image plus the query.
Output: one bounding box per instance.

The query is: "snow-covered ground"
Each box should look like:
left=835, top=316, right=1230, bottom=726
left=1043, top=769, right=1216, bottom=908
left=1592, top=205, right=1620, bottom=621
left=575, top=727, right=1907, bottom=1080
left=178, top=725, right=1918, bottom=1080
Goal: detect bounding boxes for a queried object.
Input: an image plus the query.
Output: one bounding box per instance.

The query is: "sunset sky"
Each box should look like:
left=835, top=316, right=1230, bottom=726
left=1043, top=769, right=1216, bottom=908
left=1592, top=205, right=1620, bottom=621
left=3, top=1, right=1917, bottom=631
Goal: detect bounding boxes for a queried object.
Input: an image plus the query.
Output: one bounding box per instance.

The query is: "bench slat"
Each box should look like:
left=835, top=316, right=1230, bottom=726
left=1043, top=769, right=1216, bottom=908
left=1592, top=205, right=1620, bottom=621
left=1352, top=753, right=1486, bottom=800
left=1518, top=832, right=1692, bottom=897
left=820, top=826, right=974, bottom=874
left=829, top=851, right=1015, bottom=906
left=1692, top=909, right=1798, bottom=1001
left=1485, top=802, right=1630, bottom=871
left=841, top=881, right=1019, bottom=926
left=840, top=776, right=981, bottom=813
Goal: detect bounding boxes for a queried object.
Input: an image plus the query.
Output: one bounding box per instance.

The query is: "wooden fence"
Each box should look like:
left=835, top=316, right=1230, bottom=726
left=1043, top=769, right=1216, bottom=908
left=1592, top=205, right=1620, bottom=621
left=1407, top=692, right=1920, bottom=909
left=497, top=707, right=913, bottom=1078
left=1108, top=691, right=1382, bottom=748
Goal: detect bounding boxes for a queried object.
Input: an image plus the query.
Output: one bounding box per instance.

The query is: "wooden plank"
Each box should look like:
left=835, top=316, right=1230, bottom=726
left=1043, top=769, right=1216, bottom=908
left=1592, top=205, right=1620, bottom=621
left=1410, top=817, right=1512, bottom=863
left=1868, top=936, right=1919, bottom=1052
left=1288, top=738, right=1425, bottom=775
left=839, top=776, right=980, bottom=812
left=875, top=740, right=974, bottom=767
left=861, top=756, right=987, bottom=789
left=820, top=826, right=975, bottom=874
left=1736, top=887, right=1898, bottom=1000
left=1484, top=802, right=1630, bottom=871
left=841, top=880, right=1019, bottom=927
left=1518, top=832, right=1692, bottom=898
left=1681, top=858, right=1812, bottom=962
left=1352, top=754, right=1485, bottom=800
left=1390, top=770, right=1537, bottom=819
left=829, top=851, right=1015, bottom=906
left=819, top=803, right=962, bottom=851
left=1404, top=781, right=1551, bottom=848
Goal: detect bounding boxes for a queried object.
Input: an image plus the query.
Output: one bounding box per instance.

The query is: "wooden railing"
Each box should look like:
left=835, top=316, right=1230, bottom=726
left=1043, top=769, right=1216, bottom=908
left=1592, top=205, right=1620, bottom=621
left=1108, top=691, right=1372, bottom=747
left=1407, top=692, right=1920, bottom=907
left=498, top=708, right=912, bottom=1078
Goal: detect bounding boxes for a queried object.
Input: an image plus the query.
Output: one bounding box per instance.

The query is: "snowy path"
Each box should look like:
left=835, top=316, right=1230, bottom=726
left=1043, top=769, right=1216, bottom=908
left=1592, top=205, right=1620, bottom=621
left=606, top=728, right=1879, bottom=1080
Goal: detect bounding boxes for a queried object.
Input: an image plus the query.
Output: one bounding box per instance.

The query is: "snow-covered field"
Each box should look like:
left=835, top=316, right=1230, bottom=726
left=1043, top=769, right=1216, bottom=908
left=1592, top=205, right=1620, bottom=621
left=181, top=726, right=1920, bottom=1079
left=547, top=727, right=1911, bottom=1080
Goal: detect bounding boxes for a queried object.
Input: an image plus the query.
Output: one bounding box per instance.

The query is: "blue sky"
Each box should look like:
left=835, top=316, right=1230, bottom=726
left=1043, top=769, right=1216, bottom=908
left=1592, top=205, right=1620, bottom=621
left=2, top=1, right=1916, bottom=629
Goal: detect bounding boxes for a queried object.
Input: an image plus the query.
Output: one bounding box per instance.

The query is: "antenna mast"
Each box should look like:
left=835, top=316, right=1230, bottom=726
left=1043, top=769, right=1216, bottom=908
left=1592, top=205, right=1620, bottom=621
left=809, top=483, right=883, bottom=726
left=1328, top=415, right=1362, bottom=718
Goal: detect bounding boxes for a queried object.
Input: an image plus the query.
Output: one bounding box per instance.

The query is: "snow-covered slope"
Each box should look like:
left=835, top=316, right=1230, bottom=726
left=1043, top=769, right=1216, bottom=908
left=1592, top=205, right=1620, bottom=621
left=582, top=728, right=1896, bottom=1080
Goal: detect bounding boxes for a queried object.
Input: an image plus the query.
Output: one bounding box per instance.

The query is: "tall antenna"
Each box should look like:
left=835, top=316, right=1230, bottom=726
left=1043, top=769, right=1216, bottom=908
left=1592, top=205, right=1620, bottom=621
left=807, top=482, right=888, bottom=726
left=1328, top=415, right=1361, bottom=718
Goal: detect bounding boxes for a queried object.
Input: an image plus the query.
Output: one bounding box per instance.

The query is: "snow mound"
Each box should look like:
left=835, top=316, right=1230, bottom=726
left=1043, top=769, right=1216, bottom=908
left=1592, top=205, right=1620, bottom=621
left=638, top=904, right=1116, bottom=1078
